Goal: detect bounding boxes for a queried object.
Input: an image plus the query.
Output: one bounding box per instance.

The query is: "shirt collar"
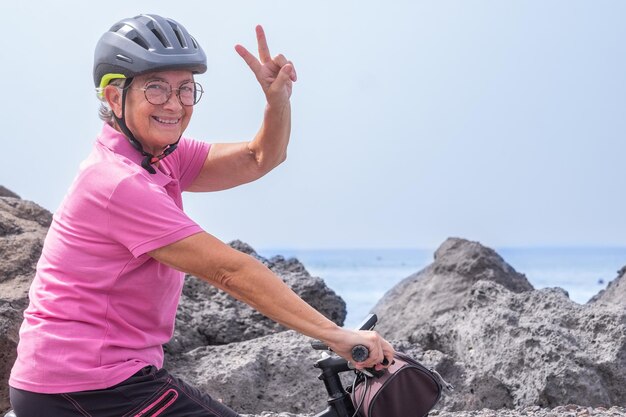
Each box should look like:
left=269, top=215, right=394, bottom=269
left=96, top=123, right=174, bottom=185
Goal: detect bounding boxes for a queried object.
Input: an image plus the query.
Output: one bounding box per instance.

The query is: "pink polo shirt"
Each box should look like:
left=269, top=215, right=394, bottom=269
left=9, top=124, right=210, bottom=393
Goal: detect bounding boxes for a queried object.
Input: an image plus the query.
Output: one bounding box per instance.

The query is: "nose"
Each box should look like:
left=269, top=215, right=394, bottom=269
left=162, top=90, right=184, bottom=111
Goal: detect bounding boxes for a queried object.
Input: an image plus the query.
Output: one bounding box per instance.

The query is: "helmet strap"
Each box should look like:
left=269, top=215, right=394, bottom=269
left=112, top=77, right=181, bottom=175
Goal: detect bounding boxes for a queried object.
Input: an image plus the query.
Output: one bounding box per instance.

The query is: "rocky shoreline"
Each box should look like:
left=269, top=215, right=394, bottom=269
left=1, top=186, right=625, bottom=416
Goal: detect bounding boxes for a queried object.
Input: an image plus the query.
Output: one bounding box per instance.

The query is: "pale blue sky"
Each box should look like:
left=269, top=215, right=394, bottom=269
left=1, top=1, right=625, bottom=249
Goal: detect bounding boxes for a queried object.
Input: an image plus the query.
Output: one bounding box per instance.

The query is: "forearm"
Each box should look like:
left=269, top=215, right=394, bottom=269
left=187, top=101, right=291, bottom=192
left=218, top=255, right=342, bottom=343
left=247, top=100, right=291, bottom=172
left=149, top=232, right=341, bottom=344
left=209, top=252, right=390, bottom=364
left=149, top=232, right=394, bottom=368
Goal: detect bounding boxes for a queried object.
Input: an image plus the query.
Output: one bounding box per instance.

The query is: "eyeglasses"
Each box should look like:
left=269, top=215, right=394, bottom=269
left=133, top=80, right=204, bottom=106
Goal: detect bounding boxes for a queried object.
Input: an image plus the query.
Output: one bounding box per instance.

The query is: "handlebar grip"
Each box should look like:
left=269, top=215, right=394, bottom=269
left=352, top=345, right=388, bottom=378
left=351, top=345, right=369, bottom=362
left=352, top=344, right=391, bottom=371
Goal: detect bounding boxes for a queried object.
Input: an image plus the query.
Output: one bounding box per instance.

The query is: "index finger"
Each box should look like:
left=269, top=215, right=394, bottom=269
left=255, top=25, right=271, bottom=63
left=235, top=44, right=262, bottom=74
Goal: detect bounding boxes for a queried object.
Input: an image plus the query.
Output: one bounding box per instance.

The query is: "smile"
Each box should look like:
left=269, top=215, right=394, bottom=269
left=152, top=116, right=181, bottom=125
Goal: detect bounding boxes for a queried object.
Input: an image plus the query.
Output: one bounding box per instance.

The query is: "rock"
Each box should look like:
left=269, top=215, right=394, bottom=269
left=0, top=193, right=52, bottom=413
left=174, top=331, right=453, bottom=415
left=373, top=238, right=626, bottom=411
left=164, top=241, right=347, bottom=361
left=0, top=187, right=19, bottom=199
left=373, top=237, right=533, bottom=342
left=173, top=331, right=325, bottom=415
left=588, top=266, right=626, bottom=306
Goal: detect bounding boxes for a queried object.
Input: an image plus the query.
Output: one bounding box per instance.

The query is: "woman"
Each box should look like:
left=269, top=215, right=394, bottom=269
left=8, top=13, right=394, bottom=417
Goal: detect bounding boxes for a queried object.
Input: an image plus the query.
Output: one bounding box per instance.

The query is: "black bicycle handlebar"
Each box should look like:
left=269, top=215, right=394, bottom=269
left=312, top=313, right=383, bottom=417
left=350, top=345, right=369, bottom=362
left=310, top=313, right=378, bottom=352
left=311, top=313, right=389, bottom=368
left=354, top=313, right=378, bottom=332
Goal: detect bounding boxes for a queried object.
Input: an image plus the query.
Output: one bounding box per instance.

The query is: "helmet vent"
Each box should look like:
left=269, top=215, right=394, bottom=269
left=190, top=37, right=199, bottom=49
left=151, top=28, right=170, bottom=48
left=116, top=54, right=133, bottom=63
left=167, top=21, right=187, bottom=49
left=112, top=24, right=150, bottom=51
left=130, top=34, right=149, bottom=50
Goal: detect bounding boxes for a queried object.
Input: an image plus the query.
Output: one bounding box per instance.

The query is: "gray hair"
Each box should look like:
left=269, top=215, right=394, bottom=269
left=96, top=78, right=127, bottom=125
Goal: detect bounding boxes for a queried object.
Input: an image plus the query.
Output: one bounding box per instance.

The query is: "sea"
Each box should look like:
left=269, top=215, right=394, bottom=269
left=257, top=247, right=626, bottom=328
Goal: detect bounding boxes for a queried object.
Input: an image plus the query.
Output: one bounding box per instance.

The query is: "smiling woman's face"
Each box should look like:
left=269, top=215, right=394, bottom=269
left=113, top=70, right=195, bottom=155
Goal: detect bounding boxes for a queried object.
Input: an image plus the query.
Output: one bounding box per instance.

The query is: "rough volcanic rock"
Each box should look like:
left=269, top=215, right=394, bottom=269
left=174, top=331, right=324, bottom=414
left=0, top=192, right=54, bottom=301
left=373, top=237, right=626, bottom=410
left=0, top=189, right=52, bottom=413
left=164, top=240, right=347, bottom=361
left=0, top=187, right=20, bottom=199
left=173, top=331, right=455, bottom=415
left=373, top=237, right=533, bottom=340
left=588, top=265, right=626, bottom=306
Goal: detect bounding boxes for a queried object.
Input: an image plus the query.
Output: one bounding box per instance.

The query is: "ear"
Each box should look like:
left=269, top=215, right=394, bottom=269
left=103, top=85, right=123, bottom=119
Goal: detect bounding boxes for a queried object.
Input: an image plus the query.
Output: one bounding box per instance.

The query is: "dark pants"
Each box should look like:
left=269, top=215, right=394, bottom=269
left=9, top=366, right=241, bottom=417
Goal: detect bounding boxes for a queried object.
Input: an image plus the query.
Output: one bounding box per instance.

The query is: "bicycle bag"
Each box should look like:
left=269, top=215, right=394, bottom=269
left=350, top=351, right=452, bottom=417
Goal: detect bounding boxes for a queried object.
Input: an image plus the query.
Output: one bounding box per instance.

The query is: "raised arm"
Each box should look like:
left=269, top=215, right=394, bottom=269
left=188, top=25, right=296, bottom=192
left=148, top=232, right=395, bottom=369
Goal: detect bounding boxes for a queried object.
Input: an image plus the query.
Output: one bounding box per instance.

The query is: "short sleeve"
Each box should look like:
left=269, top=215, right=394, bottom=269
left=106, top=175, right=204, bottom=258
left=162, top=137, right=210, bottom=191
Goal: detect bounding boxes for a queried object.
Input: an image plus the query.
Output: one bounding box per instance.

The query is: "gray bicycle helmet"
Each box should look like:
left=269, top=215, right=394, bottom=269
left=94, top=14, right=207, bottom=90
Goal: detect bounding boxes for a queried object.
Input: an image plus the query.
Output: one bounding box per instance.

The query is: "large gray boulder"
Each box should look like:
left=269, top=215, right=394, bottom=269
left=174, top=331, right=324, bottom=415
left=0, top=187, right=20, bottom=199
left=588, top=265, right=626, bottom=306
left=0, top=190, right=52, bottom=413
left=374, top=237, right=533, bottom=341
left=373, top=237, right=626, bottom=410
left=164, top=240, right=347, bottom=361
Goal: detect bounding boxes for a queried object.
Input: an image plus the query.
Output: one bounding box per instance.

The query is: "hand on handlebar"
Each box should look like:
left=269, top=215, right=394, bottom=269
left=327, top=328, right=395, bottom=371
left=311, top=314, right=395, bottom=371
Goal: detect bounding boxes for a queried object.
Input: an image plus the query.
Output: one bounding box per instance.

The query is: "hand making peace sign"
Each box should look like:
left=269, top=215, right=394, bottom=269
left=235, top=25, right=297, bottom=107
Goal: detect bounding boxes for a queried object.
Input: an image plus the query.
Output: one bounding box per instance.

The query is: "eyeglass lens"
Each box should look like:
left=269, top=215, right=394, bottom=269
left=143, top=81, right=203, bottom=106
